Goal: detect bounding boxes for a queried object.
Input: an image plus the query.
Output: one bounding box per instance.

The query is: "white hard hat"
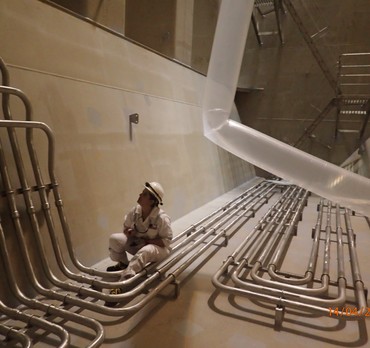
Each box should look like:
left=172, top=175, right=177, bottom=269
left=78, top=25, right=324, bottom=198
left=144, top=181, right=164, bottom=205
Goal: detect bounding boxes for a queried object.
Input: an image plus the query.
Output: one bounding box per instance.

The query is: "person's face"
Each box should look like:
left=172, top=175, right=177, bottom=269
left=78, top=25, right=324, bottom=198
left=137, top=188, right=153, bottom=208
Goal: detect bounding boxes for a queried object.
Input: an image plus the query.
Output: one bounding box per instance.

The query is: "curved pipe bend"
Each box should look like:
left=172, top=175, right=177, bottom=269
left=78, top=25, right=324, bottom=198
left=212, top=258, right=361, bottom=320
left=267, top=199, right=324, bottom=285
left=202, top=0, right=370, bottom=217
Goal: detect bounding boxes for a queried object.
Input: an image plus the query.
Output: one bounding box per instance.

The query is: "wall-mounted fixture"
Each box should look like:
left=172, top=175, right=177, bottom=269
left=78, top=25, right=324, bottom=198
left=129, top=113, right=139, bottom=141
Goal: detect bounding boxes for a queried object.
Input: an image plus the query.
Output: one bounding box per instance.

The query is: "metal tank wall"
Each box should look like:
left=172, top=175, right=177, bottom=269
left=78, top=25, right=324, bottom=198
left=0, top=0, right=255, bottom=266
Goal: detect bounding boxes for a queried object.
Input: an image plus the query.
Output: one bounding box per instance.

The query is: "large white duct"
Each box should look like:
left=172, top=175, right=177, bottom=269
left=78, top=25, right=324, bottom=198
left=202, top=0, right=370, bottom=217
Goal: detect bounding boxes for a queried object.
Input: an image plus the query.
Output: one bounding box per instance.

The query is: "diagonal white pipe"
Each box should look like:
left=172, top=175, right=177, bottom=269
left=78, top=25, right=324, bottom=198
left=202, top=0, right=370, bottom=217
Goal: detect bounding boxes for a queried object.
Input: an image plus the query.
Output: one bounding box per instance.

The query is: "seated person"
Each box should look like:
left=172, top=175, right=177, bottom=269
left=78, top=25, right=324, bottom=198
left=106, top=181, right=172, bottom=282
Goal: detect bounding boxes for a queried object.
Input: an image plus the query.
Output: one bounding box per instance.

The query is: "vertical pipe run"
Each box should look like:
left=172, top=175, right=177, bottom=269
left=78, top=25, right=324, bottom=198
left=0, top=132, right=105, bottom=346
left=344, top=209, right=368, bottom=312
left=268, top=191, right=313, bottom=285
left=336, top=205, right=345, bottom=282
left=229, top=186, right=293, bottom=263
left=251, top=187, right=300, bottom=269
left=244, top=186, right=296, bottom=264
left=322, top=203, right=332, bottom=281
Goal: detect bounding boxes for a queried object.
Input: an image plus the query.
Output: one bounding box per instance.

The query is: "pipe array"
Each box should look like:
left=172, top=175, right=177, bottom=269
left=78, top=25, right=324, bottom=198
left=2, top=48, right=367, bottom=345
left=0, top=118, right=275, bottom=304
left=213, top=193, right=369, bottom=327
left=0, top=57, right=287, bottom=344
left=3, top=94, right=366, bottom=338
left=0, top=118, right=279, bottom=342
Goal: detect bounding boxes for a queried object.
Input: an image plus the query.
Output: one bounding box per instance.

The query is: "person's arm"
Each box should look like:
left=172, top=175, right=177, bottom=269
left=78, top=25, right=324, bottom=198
left=122, top=207, right=136, bottom=236
left=147, top=214, right=172, bottom=248
left=145, top=238, right=165, bottom=247
left=123, top=226, right=134, bottom=236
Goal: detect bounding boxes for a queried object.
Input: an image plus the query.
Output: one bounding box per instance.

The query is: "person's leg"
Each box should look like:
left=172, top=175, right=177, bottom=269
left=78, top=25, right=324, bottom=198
left=107, top=233, right=130, bottom=271
left=107, top=234, right=145, bottom=271
left=120, top=244, right=170, bottom=279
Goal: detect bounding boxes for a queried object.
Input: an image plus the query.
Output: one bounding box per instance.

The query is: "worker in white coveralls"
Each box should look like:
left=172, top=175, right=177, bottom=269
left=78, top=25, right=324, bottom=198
left=105, top=182, right=172, bottom=305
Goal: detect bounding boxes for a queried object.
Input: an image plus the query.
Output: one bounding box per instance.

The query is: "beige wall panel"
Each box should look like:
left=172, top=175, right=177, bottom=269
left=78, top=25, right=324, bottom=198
left=0, top=0, right=254, bottom=265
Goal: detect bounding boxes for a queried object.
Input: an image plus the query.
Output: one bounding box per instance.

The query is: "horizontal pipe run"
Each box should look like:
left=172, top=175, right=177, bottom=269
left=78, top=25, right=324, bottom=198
left=139, top=186, right=275, bottom=280
left=344, top=209, right=368, bottom=311
left=235, top=261, right=336, bottom=304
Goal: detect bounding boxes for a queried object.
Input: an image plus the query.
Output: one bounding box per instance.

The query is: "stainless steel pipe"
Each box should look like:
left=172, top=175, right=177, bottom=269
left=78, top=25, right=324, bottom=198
left=0, top=323, right=32, bottom=348
left=0, top=215, right=105, bottom=347
left=0, top=62, right=280, bottom=314
left=0, top=300, right=69, bottom=347
left=268, top=199, right=324, bottom=284
left=246, top=198, right=335, bottom=299
left=213, top=193, right=368, bottom=321
left=344, top=208, right=368, bottom=312
left=0, top=116, right=279, bottom=323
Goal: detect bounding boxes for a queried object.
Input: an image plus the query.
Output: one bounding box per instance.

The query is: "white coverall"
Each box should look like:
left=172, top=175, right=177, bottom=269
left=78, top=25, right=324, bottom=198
left=108, top=205, right=172, bottom=279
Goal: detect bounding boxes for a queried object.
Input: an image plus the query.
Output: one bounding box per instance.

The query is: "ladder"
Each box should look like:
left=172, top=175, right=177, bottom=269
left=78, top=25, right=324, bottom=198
left=252, top=0, right=285, bottom=45
left=282, top=0, right=337, bottom=93
left=293, top=98, right=336, bottom=149
left=251, top=0, right=338, bottom=92
left=293, top=53, right=370, bottom=155
left=335, top=53, right=370, bottom=151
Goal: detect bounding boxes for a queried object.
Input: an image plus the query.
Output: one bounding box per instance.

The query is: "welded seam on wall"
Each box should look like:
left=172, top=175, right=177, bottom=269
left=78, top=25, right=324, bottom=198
left=202, top=0, right=370, bottom=217
left=6, top=64, right=200, bottom=107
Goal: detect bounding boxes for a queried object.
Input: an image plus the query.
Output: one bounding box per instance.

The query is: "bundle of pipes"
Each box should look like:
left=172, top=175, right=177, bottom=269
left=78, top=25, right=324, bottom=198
left=0, top=57, right=290, bottom=346
left=212, top=193, right=368, bottom=328
left=0, top=120, right=277, bottom=344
